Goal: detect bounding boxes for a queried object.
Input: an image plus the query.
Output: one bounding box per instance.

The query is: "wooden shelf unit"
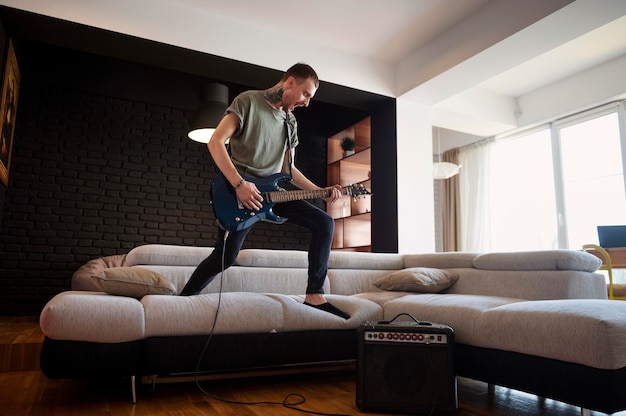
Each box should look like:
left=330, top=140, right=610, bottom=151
left=327, top=117, right=372, bottom=251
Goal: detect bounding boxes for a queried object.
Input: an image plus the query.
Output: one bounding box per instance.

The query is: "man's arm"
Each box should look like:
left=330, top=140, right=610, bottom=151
left=208, top=113, right=264, bottom=210
left=283, top=148, right=342, bottom=203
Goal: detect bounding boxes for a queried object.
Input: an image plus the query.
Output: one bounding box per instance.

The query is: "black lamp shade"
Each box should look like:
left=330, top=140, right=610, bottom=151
left=188, top=82, right=229, bottom=143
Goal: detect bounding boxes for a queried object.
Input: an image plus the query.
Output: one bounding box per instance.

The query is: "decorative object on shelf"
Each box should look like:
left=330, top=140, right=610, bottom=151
left=188, top=82, right=229, bottom=143
left=340, top=136, right=356, bottom=157
left=433, top=127, right=461, bottom=180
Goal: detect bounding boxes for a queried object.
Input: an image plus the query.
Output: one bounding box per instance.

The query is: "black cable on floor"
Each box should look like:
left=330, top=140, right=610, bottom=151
left=192, top=231, right=351, bottom=416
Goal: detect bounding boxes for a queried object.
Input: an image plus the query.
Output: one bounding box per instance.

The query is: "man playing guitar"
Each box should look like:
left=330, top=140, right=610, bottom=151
left=180, top=63, right=350, bottom=320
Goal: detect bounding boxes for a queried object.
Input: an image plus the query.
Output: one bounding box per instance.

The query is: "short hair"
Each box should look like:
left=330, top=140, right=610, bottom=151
left=282, top=63, right=319, bottom=88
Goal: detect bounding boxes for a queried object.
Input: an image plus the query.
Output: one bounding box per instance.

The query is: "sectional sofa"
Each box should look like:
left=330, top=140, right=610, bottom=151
left=39, top=244, right=626, bottom=414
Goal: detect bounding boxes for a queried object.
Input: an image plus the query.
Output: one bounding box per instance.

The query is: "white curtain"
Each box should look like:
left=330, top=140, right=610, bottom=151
left=457, top=132, right=557, bottom=253
left=458, top=139, right=493, bottom=252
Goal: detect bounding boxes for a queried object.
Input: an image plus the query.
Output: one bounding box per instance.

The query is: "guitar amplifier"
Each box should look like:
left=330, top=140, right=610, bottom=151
left=356, top=320, right=457, bottom=414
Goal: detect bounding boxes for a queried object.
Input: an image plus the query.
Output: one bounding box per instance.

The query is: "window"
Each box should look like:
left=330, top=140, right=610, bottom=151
left=457, top=101, right=626, bottom=252
left=490, top=129, right=558, bottom=251
left=556, top=110, right=626, bottom=249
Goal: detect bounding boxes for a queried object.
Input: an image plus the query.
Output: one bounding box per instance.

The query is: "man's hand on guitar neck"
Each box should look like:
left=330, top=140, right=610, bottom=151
left=324, top=184, right=343, bottom=204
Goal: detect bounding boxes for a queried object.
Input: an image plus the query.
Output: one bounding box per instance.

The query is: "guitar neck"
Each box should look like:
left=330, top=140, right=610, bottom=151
left=266, top=187, right=350, bottom=203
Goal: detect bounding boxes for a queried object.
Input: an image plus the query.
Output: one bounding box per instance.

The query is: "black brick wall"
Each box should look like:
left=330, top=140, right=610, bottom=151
left=0, top=57, right=330, bottom=315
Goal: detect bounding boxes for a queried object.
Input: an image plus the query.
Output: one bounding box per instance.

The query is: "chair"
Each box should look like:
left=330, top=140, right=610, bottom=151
left=582, top=244, right=626, bottom=300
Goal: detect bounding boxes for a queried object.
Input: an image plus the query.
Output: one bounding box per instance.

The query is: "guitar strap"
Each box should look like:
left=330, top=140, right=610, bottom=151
left=284, top=116, right=293, bottom=178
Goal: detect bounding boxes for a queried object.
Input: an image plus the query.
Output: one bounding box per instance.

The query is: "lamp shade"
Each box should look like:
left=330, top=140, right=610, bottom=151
left=433, top=162, right=461, bottom=180
left=188, top=82, right=229, bottom=143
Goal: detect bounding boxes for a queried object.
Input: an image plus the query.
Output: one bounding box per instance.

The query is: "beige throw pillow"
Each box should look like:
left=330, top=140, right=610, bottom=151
left=373, top=267, right=459, bottom=293
left=91, top=267, right=176, bottom=298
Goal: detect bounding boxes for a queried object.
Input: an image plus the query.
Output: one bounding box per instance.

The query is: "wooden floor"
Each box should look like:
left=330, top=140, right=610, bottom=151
left=0, top=316, right=44, bottom=373
left=2, top=316, right=625, bottom=416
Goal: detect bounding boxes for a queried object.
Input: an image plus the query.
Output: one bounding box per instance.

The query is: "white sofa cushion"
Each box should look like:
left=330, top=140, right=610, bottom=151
left=444, top=268, right=608, bottom=300
left=327, top=269, right=390, bottom=295
left=141, top=293, right=383, bottom=337
left=235, top=249, right=309, bottom=268
left=328, top=251, right=404, bottom=270
left=40, top=291, right=145, bottom=343
left=266, top=294, right=383, bottom=331
left=142, top=293, right=285, bottom=337
left=126, top=244, right=214, bottom=266
left=474, top=299, right=626, bottom=370
left=380, top=293, right=523, bottom=345
left=137, top=265, right=329, bottom=296
left=473, top=250, right=601, bottom=272
left=403, top=252, right=480, bottom=269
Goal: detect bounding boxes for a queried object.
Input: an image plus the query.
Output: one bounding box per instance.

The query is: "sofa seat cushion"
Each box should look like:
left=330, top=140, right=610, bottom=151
left=352, top=291, right=410, bottom=306
left=142, top=293, right=285, bottom=337
left=381, top=294, right=524, bottom=345
left=473, top=299, right=626, bottom=370
left=141, top=293, right=382, bottom=337
left=265, top=294, right=383, bottom=331
left=40, top=291, right=145, bottom=343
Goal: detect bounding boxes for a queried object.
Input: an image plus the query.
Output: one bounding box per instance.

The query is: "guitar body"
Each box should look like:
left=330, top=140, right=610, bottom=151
left=211, top=173, right=291, bottom=231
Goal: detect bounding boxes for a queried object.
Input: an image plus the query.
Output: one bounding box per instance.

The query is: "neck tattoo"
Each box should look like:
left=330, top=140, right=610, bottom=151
left=263, top=87, right=283, bottom=106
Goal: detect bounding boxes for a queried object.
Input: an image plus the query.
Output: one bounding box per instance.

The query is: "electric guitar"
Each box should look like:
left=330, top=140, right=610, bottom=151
left=211, top=172, right=371, bottom=231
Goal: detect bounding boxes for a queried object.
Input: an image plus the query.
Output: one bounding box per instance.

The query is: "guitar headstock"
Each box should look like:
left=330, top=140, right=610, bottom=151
left=346, top=183, right=372, bottom=198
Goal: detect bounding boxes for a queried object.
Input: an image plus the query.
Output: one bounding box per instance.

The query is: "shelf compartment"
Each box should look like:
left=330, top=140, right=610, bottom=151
left=343, top=213, right=371, bottom=248
left=338, top=149, right=371, bottom=186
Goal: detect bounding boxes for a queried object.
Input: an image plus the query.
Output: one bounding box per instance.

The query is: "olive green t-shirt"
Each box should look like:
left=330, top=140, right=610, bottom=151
left=227, top=90, right=298, bottom=178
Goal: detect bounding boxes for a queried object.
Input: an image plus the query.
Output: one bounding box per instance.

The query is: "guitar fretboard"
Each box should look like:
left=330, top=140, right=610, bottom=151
left=265, top=187, right=350, bottom=203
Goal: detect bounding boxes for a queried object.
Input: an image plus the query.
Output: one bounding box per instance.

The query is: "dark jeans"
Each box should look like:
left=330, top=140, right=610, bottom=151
left=180, top=199, right=335, bottom=296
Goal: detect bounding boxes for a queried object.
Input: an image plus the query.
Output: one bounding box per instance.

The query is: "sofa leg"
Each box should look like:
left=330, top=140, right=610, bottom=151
left=580, top=408, right=590, bottom=416
left=131, top=375, right=137, bottom=404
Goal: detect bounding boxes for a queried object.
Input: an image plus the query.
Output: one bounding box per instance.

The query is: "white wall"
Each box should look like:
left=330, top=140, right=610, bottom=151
left=396, top=98, right=435, bottom=254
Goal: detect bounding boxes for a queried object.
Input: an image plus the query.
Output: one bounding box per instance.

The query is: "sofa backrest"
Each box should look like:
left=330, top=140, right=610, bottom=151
left=75, top=244, right=606, bottom=299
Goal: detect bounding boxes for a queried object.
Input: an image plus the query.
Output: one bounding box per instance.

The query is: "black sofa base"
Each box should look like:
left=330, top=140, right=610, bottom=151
left=142, top=330, right=358, bottom=376
left=40, top=333, right=626, bottom=413
left=456, top=344, right=626, bottom=414
left=40, top=337, right=143, bottom=379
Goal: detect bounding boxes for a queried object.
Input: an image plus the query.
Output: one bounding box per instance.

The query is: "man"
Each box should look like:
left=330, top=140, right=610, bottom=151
left=180, top=63, right=350, bottom=320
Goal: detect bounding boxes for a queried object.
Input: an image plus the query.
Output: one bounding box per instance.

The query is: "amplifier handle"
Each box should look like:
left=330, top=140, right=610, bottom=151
left=380, top=313, right=423, bottom=325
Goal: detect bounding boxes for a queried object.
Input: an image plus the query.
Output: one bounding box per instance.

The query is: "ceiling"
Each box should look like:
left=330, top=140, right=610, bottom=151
left=1, top=0, right=626, bottom=150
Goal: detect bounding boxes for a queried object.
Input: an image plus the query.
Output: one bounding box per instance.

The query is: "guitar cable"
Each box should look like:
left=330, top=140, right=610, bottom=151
left=192, top=230, right=351, bottom=416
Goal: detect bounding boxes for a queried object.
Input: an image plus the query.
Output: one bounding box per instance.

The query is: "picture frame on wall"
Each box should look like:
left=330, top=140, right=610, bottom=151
left=0, top=39, right=20, bottom=187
